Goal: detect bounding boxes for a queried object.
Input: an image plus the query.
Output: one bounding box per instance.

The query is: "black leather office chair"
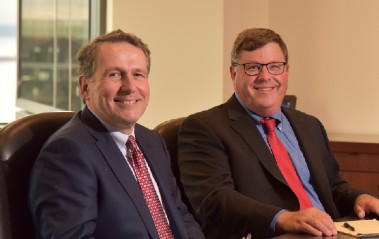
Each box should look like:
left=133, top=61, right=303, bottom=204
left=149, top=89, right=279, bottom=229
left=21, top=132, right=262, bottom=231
left=0, top=111, right=75, bottom=239
left=282, top=95, right=297, bottom=109
left=153, top=117, right=191, bottom=212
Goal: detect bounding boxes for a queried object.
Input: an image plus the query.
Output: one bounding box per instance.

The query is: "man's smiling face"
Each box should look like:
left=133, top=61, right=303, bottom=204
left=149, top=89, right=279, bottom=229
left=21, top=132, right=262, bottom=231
left=79, top=42, right=150, bottom=134
left=230, top=42, right=289, bottom=117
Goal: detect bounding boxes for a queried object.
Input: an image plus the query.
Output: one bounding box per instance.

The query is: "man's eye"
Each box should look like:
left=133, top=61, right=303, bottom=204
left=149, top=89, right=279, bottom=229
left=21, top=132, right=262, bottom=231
left=268, top=64, right=282, bottom=70
left=246, top=64, right=260, bottom=71
left=109, top=72, right=121, bottom=77
left=133, top=72, right=147, bottom=78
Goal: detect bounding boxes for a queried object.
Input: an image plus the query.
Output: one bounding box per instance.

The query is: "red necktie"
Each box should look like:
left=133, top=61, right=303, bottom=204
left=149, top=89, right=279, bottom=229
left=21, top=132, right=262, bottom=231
left=126, top=136, right=174, bottom=239
left=260, top=118, right=313, bottom=209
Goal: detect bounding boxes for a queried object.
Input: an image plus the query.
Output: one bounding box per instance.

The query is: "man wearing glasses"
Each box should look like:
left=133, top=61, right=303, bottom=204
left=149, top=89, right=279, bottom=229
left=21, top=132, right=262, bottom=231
left=178, top=28, right=379, bottom=239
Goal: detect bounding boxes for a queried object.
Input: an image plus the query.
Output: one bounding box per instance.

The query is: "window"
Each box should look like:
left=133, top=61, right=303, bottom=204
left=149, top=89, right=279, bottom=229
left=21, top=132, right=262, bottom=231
left=17, top=0, right=105, bottom=115
left=0, top=0, right=17, bottom=125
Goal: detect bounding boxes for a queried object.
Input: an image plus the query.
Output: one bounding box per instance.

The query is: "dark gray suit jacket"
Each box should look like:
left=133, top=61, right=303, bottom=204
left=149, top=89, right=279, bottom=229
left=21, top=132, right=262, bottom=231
left=29, top=107, right=204, bottom=239
left=178, top=95, right=365, bottom=239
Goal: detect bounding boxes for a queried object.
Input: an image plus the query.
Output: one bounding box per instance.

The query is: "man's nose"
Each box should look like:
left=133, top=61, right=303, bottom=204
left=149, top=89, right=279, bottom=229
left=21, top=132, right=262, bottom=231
left=258, top=65, right=271, bottom=77
left=121, top=75, right=136, bottom=90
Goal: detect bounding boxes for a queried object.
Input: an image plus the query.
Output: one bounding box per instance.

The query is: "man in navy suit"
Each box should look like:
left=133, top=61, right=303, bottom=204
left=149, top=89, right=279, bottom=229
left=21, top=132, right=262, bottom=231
left=29, top=29, right=204, bottom=239
left=178, top=28, right=379, bottom=239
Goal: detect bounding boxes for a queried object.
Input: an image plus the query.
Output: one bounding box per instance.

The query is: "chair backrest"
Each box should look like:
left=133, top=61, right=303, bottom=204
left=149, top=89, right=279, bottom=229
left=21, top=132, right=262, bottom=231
left=282, top=95, right=297, bottom=109
left=0, top=111, right=75, bottom=239
left=153, top=117, right=192, bottom=211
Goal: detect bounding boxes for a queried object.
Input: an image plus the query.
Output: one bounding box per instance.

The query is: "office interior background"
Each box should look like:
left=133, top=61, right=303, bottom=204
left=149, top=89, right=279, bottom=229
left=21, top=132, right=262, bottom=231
left=1, top=0, right=379, bottom=142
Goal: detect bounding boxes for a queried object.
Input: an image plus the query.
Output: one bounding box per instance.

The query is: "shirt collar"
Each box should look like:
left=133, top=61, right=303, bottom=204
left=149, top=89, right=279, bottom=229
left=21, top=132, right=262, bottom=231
left=87, top=108, right=135, bottom=146
left=235, top=93, right=284, bottom=131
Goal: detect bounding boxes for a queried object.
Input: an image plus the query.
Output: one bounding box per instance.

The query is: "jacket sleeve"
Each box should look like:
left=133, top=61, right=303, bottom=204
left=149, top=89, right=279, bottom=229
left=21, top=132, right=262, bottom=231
left=29, top=136, right=97, bottom=239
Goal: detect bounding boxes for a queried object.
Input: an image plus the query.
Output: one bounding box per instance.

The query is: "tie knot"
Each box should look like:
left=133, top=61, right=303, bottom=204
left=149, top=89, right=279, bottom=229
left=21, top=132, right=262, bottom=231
left=260, top=118, right=276, bottom=132
left=126, top=135, right=138, bottom=150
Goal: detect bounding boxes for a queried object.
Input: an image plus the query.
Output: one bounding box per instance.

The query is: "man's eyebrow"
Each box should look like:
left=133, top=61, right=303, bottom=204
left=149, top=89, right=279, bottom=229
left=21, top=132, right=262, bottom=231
left=132, top=67, right=148, bottom=74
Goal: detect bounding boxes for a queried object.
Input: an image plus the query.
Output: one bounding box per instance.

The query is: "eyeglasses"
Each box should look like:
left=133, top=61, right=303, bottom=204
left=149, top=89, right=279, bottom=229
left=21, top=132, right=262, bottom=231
left=232, top=62, right=287, bottom=76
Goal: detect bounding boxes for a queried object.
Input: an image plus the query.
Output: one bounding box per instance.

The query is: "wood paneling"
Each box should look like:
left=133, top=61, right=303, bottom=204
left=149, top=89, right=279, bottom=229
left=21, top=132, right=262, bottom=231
left=331, top=141, right=379, bottom=197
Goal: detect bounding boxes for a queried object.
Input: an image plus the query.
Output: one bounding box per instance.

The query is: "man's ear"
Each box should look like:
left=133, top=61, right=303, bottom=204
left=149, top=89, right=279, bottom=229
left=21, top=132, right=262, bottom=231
left=230, top=65, right=236, bottom=80
left=79, top=75, right=89, bottom=100
left=230, top=65, right=237, bottom=87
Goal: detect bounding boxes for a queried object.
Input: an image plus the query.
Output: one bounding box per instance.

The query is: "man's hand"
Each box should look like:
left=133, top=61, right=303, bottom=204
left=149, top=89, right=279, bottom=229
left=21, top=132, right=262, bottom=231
left=355, top=194, right=379, bottom=218
left=276, top=207, right=337, bottom=236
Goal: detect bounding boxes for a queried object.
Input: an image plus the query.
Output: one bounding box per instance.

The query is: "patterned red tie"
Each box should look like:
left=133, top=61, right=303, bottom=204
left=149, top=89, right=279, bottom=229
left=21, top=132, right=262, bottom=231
left=126, top=136, right=174, bottom=239
left=260, top=118, right=313, bottom=209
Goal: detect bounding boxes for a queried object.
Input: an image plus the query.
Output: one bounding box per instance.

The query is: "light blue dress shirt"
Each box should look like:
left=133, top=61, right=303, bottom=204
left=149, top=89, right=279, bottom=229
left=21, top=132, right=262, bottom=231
left=235, top=94, right=325, bottom=234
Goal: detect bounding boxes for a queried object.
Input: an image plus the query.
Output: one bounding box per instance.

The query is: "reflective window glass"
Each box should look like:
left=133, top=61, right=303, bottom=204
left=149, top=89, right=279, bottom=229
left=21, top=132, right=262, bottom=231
left=18, top=0, right=92, bottom=113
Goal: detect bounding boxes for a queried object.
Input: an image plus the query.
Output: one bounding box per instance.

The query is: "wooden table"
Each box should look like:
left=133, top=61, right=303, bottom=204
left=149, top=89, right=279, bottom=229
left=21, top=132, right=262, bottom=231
left=273, top=233, right=378, bottom=239
left=272, top=134, right=379, bottom=239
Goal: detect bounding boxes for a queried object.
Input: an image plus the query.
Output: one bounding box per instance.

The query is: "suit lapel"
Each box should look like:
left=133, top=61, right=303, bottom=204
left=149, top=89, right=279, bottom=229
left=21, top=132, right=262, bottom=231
left=283, top=108, right=337, bottom=214
left=283, top=108, right=329, bottom=185
left=225, top=98, right=337, bottom=214
left=135, top=127, right=187, bottom=238
left=225, top=96, right=288, bottom=185
left=134, top=127, right=166, bottom=205
left=80, top=108, right=160, bottom=238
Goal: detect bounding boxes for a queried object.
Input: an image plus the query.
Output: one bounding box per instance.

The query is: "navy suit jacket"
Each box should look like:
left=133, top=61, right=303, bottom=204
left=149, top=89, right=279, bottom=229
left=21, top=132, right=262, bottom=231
left=29, top=107, right=204, bottom=239
left=178, top=95, right=366, bottom=239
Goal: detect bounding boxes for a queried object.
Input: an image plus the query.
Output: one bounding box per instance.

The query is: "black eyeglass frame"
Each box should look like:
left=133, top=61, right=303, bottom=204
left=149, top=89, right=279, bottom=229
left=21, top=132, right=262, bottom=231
left=232, top=62, right=287, bottom=76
